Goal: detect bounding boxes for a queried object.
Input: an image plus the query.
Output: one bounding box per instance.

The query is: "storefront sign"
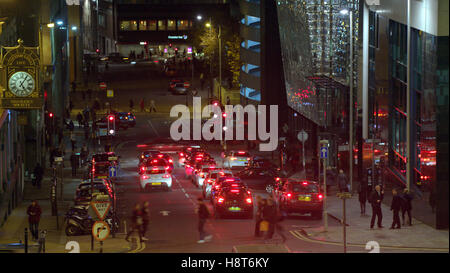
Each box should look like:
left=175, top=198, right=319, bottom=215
left=168, top=35, right=188, bottom=40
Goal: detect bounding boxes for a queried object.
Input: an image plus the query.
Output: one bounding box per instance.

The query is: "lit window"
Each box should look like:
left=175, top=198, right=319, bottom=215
left=158, top=20, right=167, bottom=31
left=120, top=21, right=131, bottom=31
left=148, top=20, right=157, bottom=31
left=139, top=20, right=147, bottom=30
left=177, top=20, right=189, bottom=30
left=167, top=19, right=176, bottom=30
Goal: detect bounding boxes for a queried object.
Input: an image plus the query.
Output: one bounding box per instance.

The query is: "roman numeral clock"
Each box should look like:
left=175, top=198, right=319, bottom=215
left=0, top=39, right=42, bottom=109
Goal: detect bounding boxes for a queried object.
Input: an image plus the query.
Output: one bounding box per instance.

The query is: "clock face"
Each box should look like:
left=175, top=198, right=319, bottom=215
left=8, top=71, right=36, bottom=97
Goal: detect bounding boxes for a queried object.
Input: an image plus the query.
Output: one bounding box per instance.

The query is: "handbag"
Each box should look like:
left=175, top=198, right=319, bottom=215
left=260, top=220, right=269, bottom=232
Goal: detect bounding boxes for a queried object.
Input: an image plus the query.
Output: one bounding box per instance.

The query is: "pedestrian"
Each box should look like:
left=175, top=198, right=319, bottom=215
left=33, top=163, right=44, bottom=189
left=390, top=188, right=402, bottom=229
left=263, top=198, right=286, bottom=242
left=77, top=112, right=83, bottom=128
left=140, top=98, right=145, bottom=113
left=68, top=120, right=75, bottom=132
left=326, top=167, right=336, bottom=192
left=83, top=106, right=90, bottom=123
left=226, top=96, right=231, bottom=105
left=337, top=169, right=349, bottom=192
left=70, top=152, right=79, bottom=177
left=401, top=188, right=413, bottom=226
left=125, top=203, right=146, bottom=242
left=254, top=196, right=266, bottom=237
left=27, top=200, right=42, bottom=241
left=369, top=184, right=384, bottom=229
left=196, top=197, right=212, bottom=243
left=358, top=183, right=367, bottom=216
left=149, top=99, right=156, bottom=113
left=129, top=99, right=134, bottom=112
left=141, top=201, right=150, bottom=241
left=69, top=99, right=74, bottom=113
left=70, top=131, right=76, bottom=152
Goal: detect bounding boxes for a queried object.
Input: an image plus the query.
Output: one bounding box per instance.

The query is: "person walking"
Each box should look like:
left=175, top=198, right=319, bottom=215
left=140, top=98, right=145, bottom=113
left=149, top=99, right=156, bottom=113
left=141, top=201, right=150, bottom=241
left=27, top=200, right=42, bottom=241
left=226, top=96, right=231, bottom=105
left=358, top=183, right=367, bottom=216
left=129, top=99, right=134, bottom=112
left=76, top=112, right=83, bottom=128
left=70, top=131, right=76, bottom=152
left=369, top=185, right=384, bottom=229
left=33, top=163, right=44, bottom=189
left=401, top=188, right=413, bottom=226
left=390, top=188, right=402, bottom=229
left=125, top=203, right=146, bottom=242
left=263, top=198, right=285, bottom=242
left=196, top=197, right=212, bottom=243
left=254, top=196, right=266, bottom=237
left=70, top=152, right=79, bottom=178
left=337, top=169, right=349, bottom=192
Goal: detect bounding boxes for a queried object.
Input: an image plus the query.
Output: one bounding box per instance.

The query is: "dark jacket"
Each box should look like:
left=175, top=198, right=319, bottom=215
left=256, top=201, right=265, bottom=220
left=358, top=188, right=367, bottom=203
left=338, top=173, right=348, bottom=191
left=401, top=193, right=413, bottom=211
left=198, top=203, right=210, bottom=219
left=33, top=165, right=44, bottom=179
left=369, top=190, right=384, bottom=208
left=131, top=208, right=143, bottom=226
left=262, top=204, right=278, bottom=223
left=27, top=204, right=42, bottom=223
left=391, top=195, right=402, bottom=211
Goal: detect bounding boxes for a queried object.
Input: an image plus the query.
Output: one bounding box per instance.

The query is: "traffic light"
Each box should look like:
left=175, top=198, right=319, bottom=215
left=107, top=114, right=116, bottom=135
left=169, top=43, right=172, bottom=48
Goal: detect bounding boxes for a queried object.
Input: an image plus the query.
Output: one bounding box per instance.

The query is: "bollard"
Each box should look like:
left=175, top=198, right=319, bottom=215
left=24, top=228, right=28, bottom=253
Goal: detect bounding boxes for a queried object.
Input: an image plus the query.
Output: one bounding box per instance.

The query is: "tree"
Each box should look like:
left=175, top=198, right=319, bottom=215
left=225, top=33, right=242, bottom=88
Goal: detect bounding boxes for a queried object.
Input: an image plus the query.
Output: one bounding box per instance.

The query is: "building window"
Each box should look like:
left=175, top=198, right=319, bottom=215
left=148, top=20, right=157, bottom=31
left=158, top=20, right=167, bottom=31
left=139, top=20, right=147, bottom=30
left=167, top=19, right=176, bottom=31
left=120, top=20, right=138, bottom=31
left=99, top=14, right=106, bottom=27
left=177, top=20, right=189, bottom=30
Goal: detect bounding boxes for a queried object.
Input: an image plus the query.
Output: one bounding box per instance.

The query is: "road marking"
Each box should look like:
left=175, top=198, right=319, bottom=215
left=128, top=241, right=146, bottom=253
left=147, top=119, right=160, bottom=137
left=160, top=210, right=170, bottom=216
left=173, top=175, right=197, bottom=206
left=289, top=230, right=449, bottom=252
left=185, top=193, right=190, bottom=198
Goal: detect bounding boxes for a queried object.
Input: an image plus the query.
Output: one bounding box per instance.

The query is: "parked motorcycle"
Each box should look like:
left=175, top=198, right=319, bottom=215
left=65, top=207, right=119, bottom=236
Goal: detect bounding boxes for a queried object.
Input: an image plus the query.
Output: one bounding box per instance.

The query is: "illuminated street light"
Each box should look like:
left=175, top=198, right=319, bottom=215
left=340, top=9, right=349, bottom=15
left=47, top=23, right=55, bottom=28
left=71, top=25, right=77, bottom=31
left=197, top=15, right=202, bottom=20
left=56, top=20, right=63, bottom=26
left=205, top=22, right=211, bottom=28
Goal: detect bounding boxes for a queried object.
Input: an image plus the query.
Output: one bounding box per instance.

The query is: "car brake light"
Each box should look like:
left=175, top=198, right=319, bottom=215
left=163, top=174, right=171, bottom=178
left=231, top=184, right=239, bottom=187
left=219, top=172, right=225, bottom=176
left=165, top=166, right=170, bottom=170
left=168, top=159, right=173, bottom=163
left=142, top=175, right=148, bottom=179
left=218, top=197, right=224, bottom=203
left=157, top=154, right=164, bottom=158
left=180, top=152, right=184, bottom=156
left=141, top=167, right=145, bottom=171
left=186, top=164, right=190, bottom=168
left=302, top=181, right=308, bottom=185
left=246, top=198, right=252, bottom=204
left=226, top=179, right=235, bottom=182
left=153, top=159, right=158, bottom=163
left=215, top=185, right=220, bottom=189
left=230, top=189, right=240, bottom=193
left=275, top=177, right=280, bottom=181
left=238, top=151, right=245, bottom=154
left=318, top=194, right=324, bottom=200
left=286, top=193, right=292, bottom=198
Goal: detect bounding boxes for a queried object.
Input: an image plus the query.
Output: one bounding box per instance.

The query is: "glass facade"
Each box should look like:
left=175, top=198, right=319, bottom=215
left=119, top=19, right=192, bottom=31
left=388, top=20, right=438, bottom=188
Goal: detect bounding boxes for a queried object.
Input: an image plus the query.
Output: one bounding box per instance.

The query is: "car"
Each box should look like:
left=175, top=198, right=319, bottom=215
left=184, top=153, right=211, bottom=178
left=74, top=181, right=114, bottom=205
left=276, top=180, right=324, bottom=219
left=113, top=112, right=133, bottom=129
left=235, top=167, right=280, bottom=193
left=139, top=157, right=170, bottom=175
left=210, top=176, right=245, bottom=200
left=247, top=156, right=278, bottom=170
left=192, top=163, right=216, bottom=188
left=212, top=186, right=253, bottom=219
left=140, top=165, right=172, bottom=192
left=222, top=150, right=251, bottom=169
left=165, top=66, right=177, bottom=77
left=102, top=52, right=129, bottom=63
left=202, top=169, right=233, bottom=200
left=125, top=112, right=136, bottom=127
left=178, top=146, right=203, bottom=166
left=139, top=150, right=161, bottom=164
left=152, top=153, right=174, bottom=173
left=92, top=152, right=119, bottom=165
left=168, top=79, right=190, bottom=95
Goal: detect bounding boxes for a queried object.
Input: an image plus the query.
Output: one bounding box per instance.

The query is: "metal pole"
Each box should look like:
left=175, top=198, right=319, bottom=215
left=302, top=140, right=306, bottom=175
left=24, top=228, right=28, bottom=253
left=323, top=157, right=328, bottom=231
left=349, top=10, right=354, bottom=193
left=343, top=197, right=347, bottom=253
left=218, top=25, right=222, bottom=103
left=209, top=17, right=212, bottom=99
left=406, top=0, right=411, bottom=192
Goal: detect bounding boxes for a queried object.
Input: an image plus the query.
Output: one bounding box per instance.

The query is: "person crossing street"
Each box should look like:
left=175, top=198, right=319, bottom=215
left=141, top=201, right=150, bottom=241
left=196, top=197, right=212, bottom=243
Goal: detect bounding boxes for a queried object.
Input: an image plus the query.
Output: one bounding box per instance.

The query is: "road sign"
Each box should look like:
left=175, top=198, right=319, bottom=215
left=92, top=221, right=110, bottom=241
left=106, top=89, right=114, bottom=98
left=109, top=166, right=117, bottom=178
left=297, top=130, right=308, bottom=142
left=54, top=157, right=63, bottom=162
left=99, top=82, right=107, bottom=89
left=90, top=201, right=112, bottom=220
left=320, top=146, right=328, bottom=159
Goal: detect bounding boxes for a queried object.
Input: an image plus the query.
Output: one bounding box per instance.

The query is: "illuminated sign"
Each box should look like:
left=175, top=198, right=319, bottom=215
left=168, top=35, right=188, bottom=40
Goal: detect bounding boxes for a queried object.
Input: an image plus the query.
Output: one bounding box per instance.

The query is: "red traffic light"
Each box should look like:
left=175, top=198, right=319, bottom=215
left=49, top=112, right=53, bottom=118
left=108, top=115, right=114, bottom=121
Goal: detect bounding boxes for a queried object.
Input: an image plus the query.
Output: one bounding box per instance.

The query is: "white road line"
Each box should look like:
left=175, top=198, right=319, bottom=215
left=173, top=175, right=197, bottom=206
left=147, top=119, right=160, bottom=137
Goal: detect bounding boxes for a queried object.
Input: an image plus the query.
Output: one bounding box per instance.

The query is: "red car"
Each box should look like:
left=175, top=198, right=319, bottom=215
left=276, top=180, right=323, bottom=219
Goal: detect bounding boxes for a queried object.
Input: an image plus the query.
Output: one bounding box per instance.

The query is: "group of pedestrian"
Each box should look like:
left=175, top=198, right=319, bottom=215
left=125, top=201, right=151, bottom=243
left=133, top=98, right=157, bottom=113
left=367, top=184, right=414, bottom=230
left=254, top=196, right=286, bottom=242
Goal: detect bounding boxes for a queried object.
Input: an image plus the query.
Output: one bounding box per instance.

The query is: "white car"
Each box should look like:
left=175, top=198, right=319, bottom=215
left=202, top=169, right=233, bottom=199
left=222, top=151, right=251, bottom=169
left=140, top=166, right=172, bottom=192
left=192, top=164, right=216, bottom=188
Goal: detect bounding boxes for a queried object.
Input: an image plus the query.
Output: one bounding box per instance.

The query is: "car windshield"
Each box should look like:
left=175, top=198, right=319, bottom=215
left=291, top=183, right=319, bottom=193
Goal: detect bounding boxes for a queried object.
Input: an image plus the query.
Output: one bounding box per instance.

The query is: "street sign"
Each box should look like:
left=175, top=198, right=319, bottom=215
left=99, top=82, right=107, bottom=89
left=106, top=89, right=114, bottom=98
left=90, top=201, right=112, bottom=220
left=54, top=157, right=63, bottom=162
left=320, top=146, right=328, bottom=159
left=366, top=139, right=381, bottom=143
left=297, top=130, right=308, bottom=142
left=108, top=156, right=118, bottom=161
left=92, top=221, right=110, bottom=241
left=109, top=166, right=117, bottom=178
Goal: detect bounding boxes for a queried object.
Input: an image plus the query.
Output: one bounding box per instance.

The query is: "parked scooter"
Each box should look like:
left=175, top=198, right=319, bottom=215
left=65, top=207, right=118, bottom=236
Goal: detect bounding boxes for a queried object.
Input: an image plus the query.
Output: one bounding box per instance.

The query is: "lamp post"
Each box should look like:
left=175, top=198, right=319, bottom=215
left=205, top=20, right=221, bottom=103
left=340, top=8, right=354, bottom=193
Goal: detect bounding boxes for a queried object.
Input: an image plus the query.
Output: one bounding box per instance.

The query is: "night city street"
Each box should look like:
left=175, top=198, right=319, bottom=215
left=0, top=0, right=448, bottom=266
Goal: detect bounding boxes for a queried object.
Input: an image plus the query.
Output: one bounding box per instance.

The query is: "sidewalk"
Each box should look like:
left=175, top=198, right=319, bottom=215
left=0, top=113, right=132, bottom=253
left=289, top=171, right=449, bottom=252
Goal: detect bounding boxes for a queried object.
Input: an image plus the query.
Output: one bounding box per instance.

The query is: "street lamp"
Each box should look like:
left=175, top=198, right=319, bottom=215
left=340, top=8, right=354, bottom=193
left=197, top=15, right=203, bottom=21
